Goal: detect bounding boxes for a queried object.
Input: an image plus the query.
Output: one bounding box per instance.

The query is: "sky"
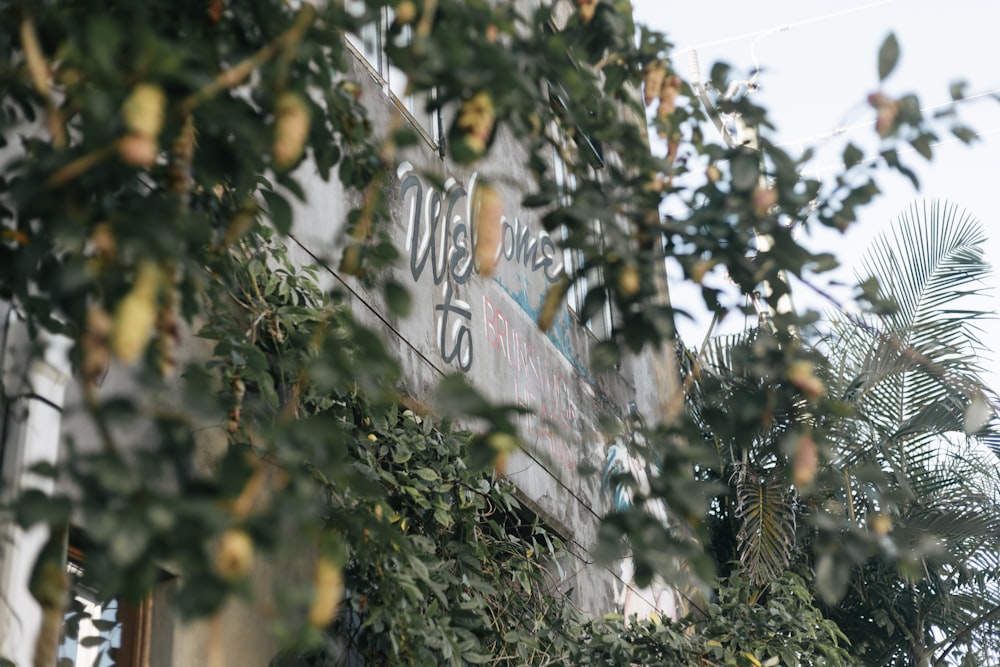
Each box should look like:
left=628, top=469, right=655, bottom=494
left=631, top=0, right=1000, bottom=389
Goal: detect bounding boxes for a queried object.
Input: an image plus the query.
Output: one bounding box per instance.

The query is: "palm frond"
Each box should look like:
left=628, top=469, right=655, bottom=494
left=850, top=201, right=992, bottom=435
left=733, top=464, right=796, bottom=590
left=857, top=200, right=990, bottom=345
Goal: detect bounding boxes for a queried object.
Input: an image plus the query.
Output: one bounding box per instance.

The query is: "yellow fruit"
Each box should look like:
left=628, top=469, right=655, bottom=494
left=111, top=290, right=157, bottom=363
left=90, top=222, right=117, bottom=260
left=642, top=60, right=666, bottom=107
left=752, top=186, right=778, bottom=217
left=643, top=174, right=666, bottom=193
left=132, top=261, right=162, bottom=296
left=395, top=0, right=416, bottom=24
left=459, top=133, right=486, bottom=157
left=308, top=558, right=344, bottom=628
left=215, top=529, right=254, bottom=579
left=232, top=377, right=246, bottom=402
left=576, top=0, right=599, bottom=23
left=154, top=289, right=180, bottom=378
left=656, top=75, right=682, bottom=120
left=792, top=433, right=818, bottom=489
left=223, top=202, right=257, bottom=246
left=81, top=305, right=113, bottom=382
left=455, top=91, right=495, bottom=159
left=788, top=360, right=825, bottom=400
left=473, top=184, right=503, bottom=276
left=122, top=83, right=166, bottom=139
left=538, top=276, right=569, bottom=332
left=494, top=449, right=510, bottom=475
left=338, top=81, right=362, bottom=101
left=618, top=264, right=640, bottom=297
left=868, top=92, right=899, bottom=138
left=869, top=513, right=891, bottom=536
left=88, top=304, right=114, bottom=338
left=117, top=133, right=158, bottom=168
left=273, top=92, right=311, bottom=170
left=487, top=431, right=519, bottom=453
left=111, top=262, right=162, bottom=363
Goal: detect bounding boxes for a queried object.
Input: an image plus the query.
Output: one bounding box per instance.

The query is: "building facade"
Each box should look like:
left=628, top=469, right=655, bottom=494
left=0, top=3, right=680, bottom=664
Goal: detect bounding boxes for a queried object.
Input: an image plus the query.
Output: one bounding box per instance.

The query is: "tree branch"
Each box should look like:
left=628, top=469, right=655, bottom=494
left=179, top=3, right=317, bottom=115
left=931, top=601, right=1000, bottom=666
left=19, top=11, right=66, bottom=149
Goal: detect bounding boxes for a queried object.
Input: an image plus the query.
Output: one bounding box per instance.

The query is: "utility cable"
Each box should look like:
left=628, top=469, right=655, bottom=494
left=802, top=127, right=1000, bottom=177
left=671, top=0, right=900, bottom=55
left=778, top=87, right=1000, bottom=151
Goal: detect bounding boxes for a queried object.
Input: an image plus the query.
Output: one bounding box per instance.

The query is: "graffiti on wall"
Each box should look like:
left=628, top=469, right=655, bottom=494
left=483, top=295, right=579, bottom=470
left=603, top=410, right=680, bottom=622
left=397, top=161, right=563, bottom=373
left=397, top=161, right=587, bottom=470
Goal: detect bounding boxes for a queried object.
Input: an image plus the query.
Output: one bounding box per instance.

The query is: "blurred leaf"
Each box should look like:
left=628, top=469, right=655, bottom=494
left=384, top=280, right=412, bottom=317
left=261, top=190, right=293, bottom=235
left=878, top=33, right=900, bottom=81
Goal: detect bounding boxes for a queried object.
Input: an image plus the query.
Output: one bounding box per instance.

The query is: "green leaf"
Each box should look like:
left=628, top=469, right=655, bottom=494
left=261, top=190, right=293, bottom=235
left=413, top=467, right=440, bottom=481
left=911, top=133, right=933, bottom=160
left=15, top=490, right=72, bottom=527
left=393, top=443, right=413, bottom=464
left=878, top=33, right=900, bottom=81
left=730, top=151, right=759, bottom=192
left=384, top=280, right=412, bottom=317
left=842, top=143, right=863, bottom=169
left=952, top=126, right=978, bottom=144
left=733, top=466, right=795, bottom=589
left=522, top=192, right=554, bottom=208
left=950, top=80, right=968, bottom=101
left=591, top=341, right=620, bottom=373
left=80, top=635, right=108, bottom=648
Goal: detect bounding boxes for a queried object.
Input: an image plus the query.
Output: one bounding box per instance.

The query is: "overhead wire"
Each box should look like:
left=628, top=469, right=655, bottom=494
left=677, top=0, right=907, bottom=135
left=778, top=87, right=1000, bottom=151
left=673, top=0, right=1000, bottom=173
left=672, top=0, right=900, bottom=55
left=804, top=127, right=1000, bottom=177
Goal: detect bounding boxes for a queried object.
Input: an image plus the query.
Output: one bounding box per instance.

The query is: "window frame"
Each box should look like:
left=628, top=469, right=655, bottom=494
left=344, top=4, right=442, bottom=150
left=551, top=143, right=614, bottom=339
left=58, top=545, right=154, bottom=667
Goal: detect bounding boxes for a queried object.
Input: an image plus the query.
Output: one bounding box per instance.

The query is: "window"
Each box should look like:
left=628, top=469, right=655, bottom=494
left=60, top=564, right=123, bottom=667
left=345, top=3, right=440, bottom=144
left=1, top=303, right=153, bottom=667
left=552, top=145, right=613, bottom=339
left=58, top=549, right=152, bottom=667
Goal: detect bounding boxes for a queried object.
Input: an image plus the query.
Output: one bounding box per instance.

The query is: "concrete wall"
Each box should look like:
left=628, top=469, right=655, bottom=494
left=287, top=42, right=677, bottom=617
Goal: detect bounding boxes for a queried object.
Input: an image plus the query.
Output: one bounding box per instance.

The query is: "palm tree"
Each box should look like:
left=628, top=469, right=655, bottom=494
left=814, top=200, right=1000, bottom=666
left=683, top=200, right=1000, bottom=666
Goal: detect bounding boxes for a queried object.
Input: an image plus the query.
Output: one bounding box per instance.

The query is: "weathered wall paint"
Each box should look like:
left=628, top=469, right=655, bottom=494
left=282, top=47, right=679, bottom=615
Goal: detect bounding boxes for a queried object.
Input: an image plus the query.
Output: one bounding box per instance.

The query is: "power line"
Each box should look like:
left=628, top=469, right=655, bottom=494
left=803, top=127, right=1000, bottom=177
left=777, top=87, right=1000, bottom=151
left=671, top=0, right=900, bottom=55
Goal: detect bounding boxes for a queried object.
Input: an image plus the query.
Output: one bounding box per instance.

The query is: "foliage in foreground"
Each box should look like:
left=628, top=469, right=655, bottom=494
left=0, top=0, right=997, bottom=665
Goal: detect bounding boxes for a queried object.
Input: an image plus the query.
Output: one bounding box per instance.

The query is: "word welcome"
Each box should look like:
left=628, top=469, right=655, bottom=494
left=398, top=162, right=563, bottom=372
